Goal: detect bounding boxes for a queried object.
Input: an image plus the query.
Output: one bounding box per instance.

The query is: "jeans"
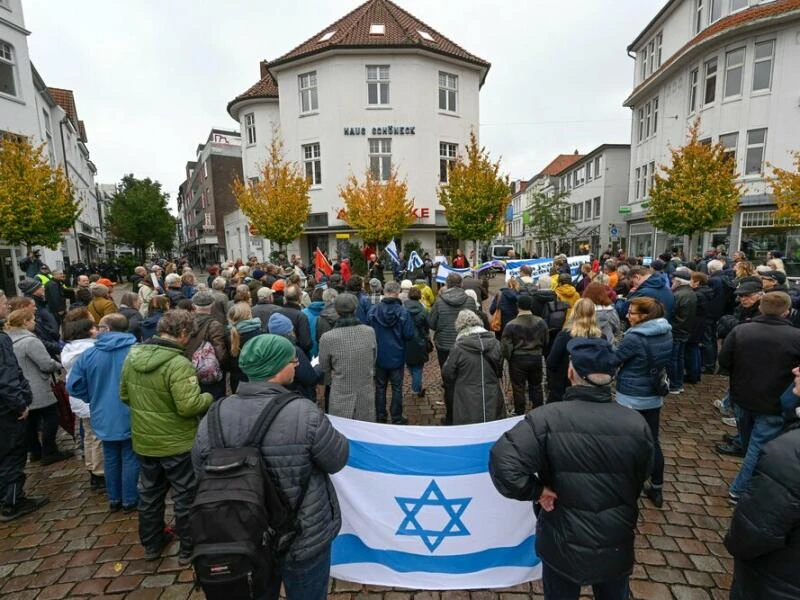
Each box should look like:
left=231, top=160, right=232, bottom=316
left=730, top=405, right=785, bottom=496
left=638, top=407, right=664, bottom=487
left=407, top=364, right=423, bottom=395
left=102, top=439, right=139, bottom=506
left=0, top=416, right=28, bottom=506
left=138, top=452, right=196, bottom=552
left=437, top=348, right=452, bottom=424
left=542, top=562, right=629, bottom=600
left=702, top=320, right=718, bottom=371
left=375, top=366, right=404, bottom=423
left=508, top=356, right=543, bottom=415
left=26, top=404, right=59, bottom=459
left=668, top=339, right=686, bottom=390
left=261, top=544, right=331, bottom=600
left=684, top=342, right=702, bottom=383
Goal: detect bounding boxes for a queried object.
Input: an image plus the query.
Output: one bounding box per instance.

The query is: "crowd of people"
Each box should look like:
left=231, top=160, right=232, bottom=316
left=0, top=244, right=798, bottom=599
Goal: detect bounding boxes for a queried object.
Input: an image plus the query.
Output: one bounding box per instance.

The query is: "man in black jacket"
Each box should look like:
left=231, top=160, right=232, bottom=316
left=17, top=277, right=61, bottom=358
left=718, top=291, right=800, bottom=501
left=668, top=272, right=697, bottom=394
left=724, top=368, right=800, bottom=599
left=490, top=337, right=653, bottom=600
left=0, top=290, right=48, bottom=521
left=276, top=285, right=312, bottom=355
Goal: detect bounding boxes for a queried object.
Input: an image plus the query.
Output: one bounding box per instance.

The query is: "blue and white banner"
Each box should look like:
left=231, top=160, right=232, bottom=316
left=385, top=239, right=400, bottom=265
left=435, top=263, right=473, bottom=284
left=407, top=250, right=423, bottom=272
left=504, top=254, right=590, bottom=282
left=329, top=416, right=540, bottom=589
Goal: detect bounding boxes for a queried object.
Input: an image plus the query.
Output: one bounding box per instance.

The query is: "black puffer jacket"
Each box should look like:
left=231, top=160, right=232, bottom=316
left=429, top=287, right=477, bottom=351
left=490, top=385, right=653, bottom=585
left=0, top=330, right=32, bottom=418
left=191, top=381, right=349, bottom=562
left=725, top=424, right=800, bottom=599
left=689, top=283, right=714, bottom=343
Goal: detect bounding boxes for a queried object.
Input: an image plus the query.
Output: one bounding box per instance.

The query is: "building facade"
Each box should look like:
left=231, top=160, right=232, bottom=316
left=177, top=128, right=244, bottom=267
left=624, top=0, right=800, bottom=269
left=225, top=0, right=490, bottom=263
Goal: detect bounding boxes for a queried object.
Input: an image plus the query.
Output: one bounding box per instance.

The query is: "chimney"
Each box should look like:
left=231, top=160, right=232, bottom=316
left=260, top=60, right=270, bottom=78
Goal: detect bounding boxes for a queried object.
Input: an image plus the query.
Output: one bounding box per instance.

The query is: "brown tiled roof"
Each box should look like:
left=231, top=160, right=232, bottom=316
left=270, top=0, right=490, bottom=72
left=78, top=120, right=87, bottom=143
left=47, top=87, right=80, bottom=131
left=539, top=154, right=585, bottom=177
left=227, top=67, right=279, bottom=117
left=626, top=0, right=800, bottom=105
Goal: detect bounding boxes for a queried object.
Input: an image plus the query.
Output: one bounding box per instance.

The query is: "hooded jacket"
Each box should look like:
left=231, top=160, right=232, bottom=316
left=302, top=300, right=325, bottom=358
left=616, top=275, right=675, bottom=320
left=192, top=381, right=349, bottom=562
left=611, top=318, right=673, bottom=402
left=555, top=283, right=581, bottom=312
left=531, top=289, right=557, bottom=320
left=595, top=305, right=621, bottom=344
left=404, top=300, right=430, bottom=366
left=490, top=384, right=653, bottom=586
left=88, top=295, right=117, bottom=324
left=442, top=328, right=504, bottom=424
left=429, top=287, right=477, bottom=351
left=368, top=297, right=415, bottom=369
left=489, top=287, right=519, bottom=333
left=120, top=337, right=213, bottom=456
left=7, top=328, right=60, bottom=409
left=0, top=330, right=32, bottom=418
left=140, top=309, right=164, bottom=342
left=67, top=333, right=137, bottom=441
left=226, top=318, right=263, bottom=392
left=61, top=337, right=96, bottom=419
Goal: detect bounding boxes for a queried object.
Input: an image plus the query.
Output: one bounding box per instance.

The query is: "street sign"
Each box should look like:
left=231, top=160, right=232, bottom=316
left=618, top=206, right=631, bottom=214
left=610, top=226, right=620, bottom=237
left=336, top=233, right=351, bottom=239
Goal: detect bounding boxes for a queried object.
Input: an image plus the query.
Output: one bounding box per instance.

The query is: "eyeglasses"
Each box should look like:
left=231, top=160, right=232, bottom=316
left=98, top=325, right=110, bottom=331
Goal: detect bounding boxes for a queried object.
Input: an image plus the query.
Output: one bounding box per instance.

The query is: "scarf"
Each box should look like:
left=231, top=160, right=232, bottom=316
left=335, top=315, right=361, bottom=328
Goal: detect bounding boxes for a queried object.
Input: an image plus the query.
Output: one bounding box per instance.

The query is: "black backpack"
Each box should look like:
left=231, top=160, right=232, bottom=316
left=190, top=392, right=307, bottom=600
left=541, top=299, right=570, bottom=332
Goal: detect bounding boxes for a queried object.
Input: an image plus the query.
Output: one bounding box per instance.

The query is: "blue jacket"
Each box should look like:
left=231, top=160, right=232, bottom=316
left=616, top=274, right=675, bottom=320
left=489, top=287, right=519, bottom=332
left=302, top=301, right=325, bottom=358
left=367, top=297, right=415, bottom=369
left=610, top=318, right=673, bottom=401
left=66, top=332, right=137, bottom=441
left=141, top=310, right=164, bottom=341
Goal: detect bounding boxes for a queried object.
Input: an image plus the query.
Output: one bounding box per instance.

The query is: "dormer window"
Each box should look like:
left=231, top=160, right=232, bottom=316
left=418, top=30, right=435, bottom=41
left=369, top=23, right=385, bottom=35
left=319, top=31, right=336, bottom=42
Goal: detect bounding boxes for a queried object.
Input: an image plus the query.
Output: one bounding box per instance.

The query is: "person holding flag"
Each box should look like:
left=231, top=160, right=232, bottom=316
left=406, top=250, right=424, bottom=280
left=314, top=247, right=333, bottom=282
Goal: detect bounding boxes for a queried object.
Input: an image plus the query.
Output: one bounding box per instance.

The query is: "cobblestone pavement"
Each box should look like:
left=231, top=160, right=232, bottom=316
left=0, top=284, right=739, bottom=598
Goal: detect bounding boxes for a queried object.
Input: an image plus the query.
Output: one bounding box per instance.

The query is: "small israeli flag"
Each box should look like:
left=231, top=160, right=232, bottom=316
left=329, top=416, right=540, bottom=589
left=407, top=250, right=424, bottom=272
left=384, top=239, right=400, bottom=265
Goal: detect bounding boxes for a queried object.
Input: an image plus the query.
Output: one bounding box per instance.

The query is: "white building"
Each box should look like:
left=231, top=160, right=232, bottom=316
left=624, top=0, right=800, bottom=268
left=225, top=0, right=490, bottom=263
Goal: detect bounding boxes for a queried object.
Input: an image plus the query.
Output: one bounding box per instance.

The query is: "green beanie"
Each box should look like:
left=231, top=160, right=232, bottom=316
left=238, top=334, right=296, bottom=381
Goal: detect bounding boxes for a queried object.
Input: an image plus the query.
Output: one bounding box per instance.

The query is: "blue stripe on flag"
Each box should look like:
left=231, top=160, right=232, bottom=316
left=331, top=533, right=539, bottom=572
left=348, top=440, right=493, bottom=475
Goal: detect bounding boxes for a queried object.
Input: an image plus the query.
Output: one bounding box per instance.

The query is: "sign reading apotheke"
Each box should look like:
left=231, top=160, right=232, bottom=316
left=343, top=125, right=416, bottom=136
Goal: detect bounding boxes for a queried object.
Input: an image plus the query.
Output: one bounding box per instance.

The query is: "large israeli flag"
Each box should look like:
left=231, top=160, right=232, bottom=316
left=329, top=416, right=541, bottom=589
left=505, top=254, right=591, bottom=282
left=435, top=263, right=473, bottom=284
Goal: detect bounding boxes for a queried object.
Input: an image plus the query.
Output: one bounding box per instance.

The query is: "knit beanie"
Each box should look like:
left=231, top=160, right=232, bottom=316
left=238, top=334, right=296, bottom=381
left=268, top=313, right=294, bottom=336
left=454, top=309, right=482, bottom=332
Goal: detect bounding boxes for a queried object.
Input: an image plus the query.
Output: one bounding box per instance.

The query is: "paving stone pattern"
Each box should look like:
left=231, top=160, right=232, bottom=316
left=0, top=285, right=740, bottom=598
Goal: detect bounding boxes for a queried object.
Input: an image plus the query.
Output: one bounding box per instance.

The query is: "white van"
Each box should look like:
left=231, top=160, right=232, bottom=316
left=489, top=245, right=514, bottom=261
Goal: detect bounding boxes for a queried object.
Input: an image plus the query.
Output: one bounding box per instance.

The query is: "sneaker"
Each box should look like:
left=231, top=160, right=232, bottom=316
left=41, top=451, right=73, bottom=466
left=145, top=532, right=176, bottom=561
left=109, top=501, right=122, bottom=513
left=716, top=441, right=744, bottom=457
left=122, top=504, right=137, bottom=513
left=178, top=546, right=193, bottom=566
left=721, top=432, right=739, bottom=444
left=90, top=474, right=106, bottom=491
left=722, top=416, right=738, bottom=428
left=728, top=491, right=740, bottom=505
left=712, top=398, right=725, bottom=412
left=668, top=388, right=684, bottom=395
left=643, top=484, right=664, bottom=508
left=391, top=416, right=409, bottom=425
left=0, top=495, right=49, bottom=522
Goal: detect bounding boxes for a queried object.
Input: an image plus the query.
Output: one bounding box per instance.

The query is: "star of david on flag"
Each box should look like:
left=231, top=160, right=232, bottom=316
left=328, top=416, right=540, bottom=589
left=406, top=250, right=424, bottom=272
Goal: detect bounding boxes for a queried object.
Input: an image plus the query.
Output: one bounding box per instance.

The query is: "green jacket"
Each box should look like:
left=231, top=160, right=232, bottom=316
left=120, top=337, right=212, bottom=457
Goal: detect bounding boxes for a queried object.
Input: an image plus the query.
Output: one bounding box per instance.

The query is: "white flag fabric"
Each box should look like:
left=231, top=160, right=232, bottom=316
left=384, top=239, right=400, bottom=265
left=435, top=263, right=473, bottom=284
left=328, top=416, right=541, bottom=589
left=504, top=254, right=590, bottom=282
left=407, top=250, right=424, bottom=272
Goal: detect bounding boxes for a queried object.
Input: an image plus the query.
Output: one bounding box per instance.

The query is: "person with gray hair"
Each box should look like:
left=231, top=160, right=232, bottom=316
left=183, top=291, right=228, bottom=400
left=315, top=288, right=340, bottom=344
left=164, top=273, right=183, bottom=308
left=118, top=292, right=143, bottom=341
left=252, top=286, right=280, bottom=331
left=442, top=309, right=504, bottom=425
left=88, top=284, right=118, bottom=324
left=668, top=272, right=697, bottom=394
left=276, top=284, right=313, bottom=354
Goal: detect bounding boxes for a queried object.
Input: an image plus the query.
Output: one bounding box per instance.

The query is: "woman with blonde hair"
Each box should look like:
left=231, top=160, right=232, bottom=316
left=545, top=298, right=602, bottom=402
left=225, top=302, right=263, bottom=393
left=734, top=261, right=756, bottom=280
left=766, top=257, right=786, bottom=273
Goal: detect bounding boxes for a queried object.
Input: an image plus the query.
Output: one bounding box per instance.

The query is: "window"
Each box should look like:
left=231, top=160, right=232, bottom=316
left=204, top=212, right=212, bottom=228
left=244, top=113, right=256, bottom=145
left=720, top=132, right=738, bottom=171
left=695, top=0, right=704, bottom=34
left=593, top=197, right=601, bottom=218
left=745, top=128, right=766, bottom=175
left=586, top=161, right=592, bottom=180
left=369, top=23, right=385, bottom=35
left=645, top=102, right=652, bottom=138
left=640, top=52, right=647, bottom=80
left=730, top=0, right=748, bottom=11
left=439, top=142, right=457, bottom=183
left=418, top=30, right=435, bottom=41
left=689, top=68, right=699, bottom=112
left=366, top=65, right=390, bottom=105
left=594, top=156, right=601, bottom=178
left=656, top=33, right=663, bottom=68
left=302, top=143, right=321, bottom=185
left=647, top=40, right=655, bottom=75
left=652, top=97, right=659, bottom=134
left=369, top=138, right=391, bottom=181
left=752, top=40, right=775, bottom=92
left=642, top=164, right=650, bottom=198
left=438, top=72, right=457, bottom=112
left=648, top=161, right=656, bottom=194
left=0, top=41, right=16, bottom=97
left=724, top=47, right=746, bottom=98
left=635, top=167, right=641, bottom=200
left=298, top=71, right=318, bottom=113
left=704, top=58, right=717, bottom=104
left=319, top=31, right=336, bottom=42
left=709, top=0, right=722, bottom=23
left=584, top=200, right=592, bottom=221
left=638, top=108, right=644, bottom=142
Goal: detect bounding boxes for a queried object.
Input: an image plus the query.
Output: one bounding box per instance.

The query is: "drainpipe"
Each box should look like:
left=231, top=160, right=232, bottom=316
left=59, top=118, right=81, bottom=263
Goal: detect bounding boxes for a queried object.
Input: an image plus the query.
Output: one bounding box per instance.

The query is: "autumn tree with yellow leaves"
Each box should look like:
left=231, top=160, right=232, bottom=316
left=771, top=151, right=800, bottom=224
left=437, top=130, right=510, bottom=255
left=232, top=129, right=311, bottom=251
left=338, top=167, right=416, bottom=244
left=648, top=120, right=742, bottom=250
left=0, top=135, right=78, bottom=252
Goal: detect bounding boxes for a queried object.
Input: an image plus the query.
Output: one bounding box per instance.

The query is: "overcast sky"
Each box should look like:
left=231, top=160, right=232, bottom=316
left=23, top=0, right=660, bottom=210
